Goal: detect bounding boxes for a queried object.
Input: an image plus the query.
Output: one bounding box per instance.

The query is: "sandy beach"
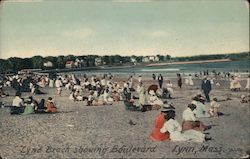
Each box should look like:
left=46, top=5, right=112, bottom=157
left=0, top=77, right=249, bottom=158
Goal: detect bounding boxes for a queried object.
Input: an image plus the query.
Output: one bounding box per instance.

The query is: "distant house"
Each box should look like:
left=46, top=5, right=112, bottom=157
left=65, top=61, right=74, bottom=69
left=154, top=56, right=160, bottom=62
left=142, top=56, right=159, bottom=62
left=130, top=57, right=137, bottom=65
left=43, top=61, right=53, bottom=67
left=74, top=58, right=81, bottom=68
left=142, top=57, right=149, bottom=63
left=95, top=57, right=102, bottom=66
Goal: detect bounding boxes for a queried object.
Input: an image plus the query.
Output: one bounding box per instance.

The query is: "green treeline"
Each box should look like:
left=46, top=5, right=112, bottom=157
left=0, top=52, right=249, bottom=73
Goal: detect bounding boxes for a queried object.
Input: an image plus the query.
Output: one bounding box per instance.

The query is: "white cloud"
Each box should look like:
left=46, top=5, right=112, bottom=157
left=143, top=30, right=169, bottom=38
left=63, top=28, right=95, bottom=39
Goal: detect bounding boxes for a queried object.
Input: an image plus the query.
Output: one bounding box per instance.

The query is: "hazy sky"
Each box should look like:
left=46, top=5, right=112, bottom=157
left=0, top=0, right=249, bottom=59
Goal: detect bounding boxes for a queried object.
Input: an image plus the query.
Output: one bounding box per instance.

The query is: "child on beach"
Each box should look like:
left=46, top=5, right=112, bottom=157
left=45, top=97, right=57, bottom=113
left=209, top=98, right=220, bottom=117
left=57, top=86, right=62, bottom=96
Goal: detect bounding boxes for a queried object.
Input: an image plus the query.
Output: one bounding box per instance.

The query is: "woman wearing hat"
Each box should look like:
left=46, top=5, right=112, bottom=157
left=149, top=104, right=174, bottom=141
left=148, top=90, right=164, bottom=107
left=182, top=103, right=210, bottom=132
left=160, top=110, right=210, bottom=142
left=192, top=96, right=210, bottom=118
left=22, top=97, right=35, bottom=115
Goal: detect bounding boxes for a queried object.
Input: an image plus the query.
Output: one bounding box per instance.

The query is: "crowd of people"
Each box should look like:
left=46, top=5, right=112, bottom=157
left=0, top=70, right=249, bottom=143
left=5, top=91, right=57, bottom=115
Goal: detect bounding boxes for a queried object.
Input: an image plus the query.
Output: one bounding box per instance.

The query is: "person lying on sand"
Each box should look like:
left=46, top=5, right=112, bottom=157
left=22, top=97, right=35, bottom=115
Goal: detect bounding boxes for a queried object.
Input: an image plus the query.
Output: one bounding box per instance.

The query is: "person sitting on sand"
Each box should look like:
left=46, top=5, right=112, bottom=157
left=69, top=90, right=77, bottom=101
left=209, top=98, right=220, bottom=117
left=192, top=96, right=210, bottom=118
left=112, top=90, right=120, bottom=102
left=22, top=97, right=35, bottom=115
left=87, top=91, right=95, bottom=106
left=148, top=90, right=164, bottom=107
left=45, top=97, right=57, bottom=113
left=149, top=104, right=175, bottom=141
left=160, top=110, right=211, bottom=142
left=65, top=82, right=72, bottom=90
left=11, top=91, right=25, bottom=114
left=123, top=87, right=132, bottom=101
left=103, top=88, right=114, bottom=104
left=123, top=98, right=141, bottom=111
left=182, top=103, right=210, bottom=132
left=73, top=90, right=83, bottom=101
left=35, top=98, right=46, bottom=113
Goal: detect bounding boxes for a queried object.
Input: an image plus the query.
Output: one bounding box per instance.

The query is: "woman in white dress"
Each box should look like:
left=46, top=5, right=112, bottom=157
left=48, top=79, right=54, bottom=87
left=185, top=76, right=189, bottom=85
left=188, top=74, right=194, bottom=86
left=234, top=76, right=241, bottom=91
left=148, top=90, right=164, bottom=106
left=137, top=82, right=146, bottom=107
left=229, top=76, right=235, bottom=90
left=192, top=96, right=210, bottom=118
left=160, top=110, right=210, bottom=142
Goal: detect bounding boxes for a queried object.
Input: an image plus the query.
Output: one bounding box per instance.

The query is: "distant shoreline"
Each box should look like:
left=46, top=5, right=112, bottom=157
left=146, top=59, right=232, bottom=67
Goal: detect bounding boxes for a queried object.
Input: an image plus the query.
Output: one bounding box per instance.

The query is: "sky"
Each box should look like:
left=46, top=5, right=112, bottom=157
left=0, top=0, right=249, bottom=59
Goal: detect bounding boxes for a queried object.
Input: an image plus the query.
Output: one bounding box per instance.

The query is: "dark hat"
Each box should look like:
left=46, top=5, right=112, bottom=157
left=161, top=103, right=175, bottom=112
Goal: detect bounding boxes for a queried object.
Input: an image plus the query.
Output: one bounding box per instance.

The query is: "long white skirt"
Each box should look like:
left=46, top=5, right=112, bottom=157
left=170, top=130, right=205, bottom=143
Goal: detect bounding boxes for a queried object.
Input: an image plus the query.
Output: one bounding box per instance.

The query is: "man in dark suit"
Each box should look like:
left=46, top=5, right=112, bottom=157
left=158, top=74, right=164, bottom=89
left=201, top=76, right=212, bottom=102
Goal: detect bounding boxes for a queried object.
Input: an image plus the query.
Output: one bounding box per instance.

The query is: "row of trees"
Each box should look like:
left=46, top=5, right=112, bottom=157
left=172, top=52, right=249, bottom=62
left=0, top=52, right=248, bottom=73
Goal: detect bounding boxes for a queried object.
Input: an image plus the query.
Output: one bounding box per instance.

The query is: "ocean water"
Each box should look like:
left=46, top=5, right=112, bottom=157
left=69, top=60, right=249, bottom=78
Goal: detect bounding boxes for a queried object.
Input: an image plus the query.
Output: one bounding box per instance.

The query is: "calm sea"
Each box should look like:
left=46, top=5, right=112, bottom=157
left=69, top=60, right=249, bottom=78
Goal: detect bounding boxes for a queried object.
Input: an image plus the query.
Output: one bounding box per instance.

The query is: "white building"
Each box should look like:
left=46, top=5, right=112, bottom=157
left=130, top=57, right=137, bottom=65
left=65, top=61, right=74, bottom=69
left=142, top=56, right=159, bottom=62
left=43, top=61, right=53, bottom=67
left=95, top=57, right=102, bottom=66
